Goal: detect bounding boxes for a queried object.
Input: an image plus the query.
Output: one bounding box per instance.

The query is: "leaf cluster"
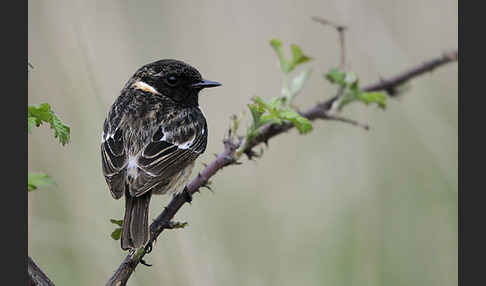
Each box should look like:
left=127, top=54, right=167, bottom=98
left=326, top=68, right=387, bottom=110
left=28, top=103, right=70, bottom=145
left=270, top=39, right=312, bottom=74
left=28, top=103, right=70, bottom=192
left=234, top=40, right=314, bottom=157
left=247, top=96, right=312, bottom=142
left=270, top=39, right=313, bottom=103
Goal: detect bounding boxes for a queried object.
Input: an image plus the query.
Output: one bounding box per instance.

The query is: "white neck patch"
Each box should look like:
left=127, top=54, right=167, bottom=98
left=133, top=81, right=160, bottom=94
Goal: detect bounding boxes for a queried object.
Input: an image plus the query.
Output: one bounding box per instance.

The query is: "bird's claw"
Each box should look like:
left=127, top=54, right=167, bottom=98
left=140, top=259, right=152, bottom=267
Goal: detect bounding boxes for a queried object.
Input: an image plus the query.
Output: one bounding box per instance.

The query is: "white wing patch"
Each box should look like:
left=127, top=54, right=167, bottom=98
left=178, top=135, right=196, bottom=150
left=176, top=127, right=205, bottom=151
left=133, top=81, right=160, bottom=94
left=158, top=133, right=167, bottom=142
left=127, top=155, right=138, bottom=177
left=101, top=132, right=114, bottom=143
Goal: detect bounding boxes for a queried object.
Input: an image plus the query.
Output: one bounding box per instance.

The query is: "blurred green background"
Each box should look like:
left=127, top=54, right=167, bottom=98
left=28, top=0, right=457, bottom=285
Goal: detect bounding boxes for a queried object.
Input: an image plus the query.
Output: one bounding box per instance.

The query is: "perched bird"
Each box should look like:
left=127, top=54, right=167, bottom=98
left=101, top=59, right=220, bottom=250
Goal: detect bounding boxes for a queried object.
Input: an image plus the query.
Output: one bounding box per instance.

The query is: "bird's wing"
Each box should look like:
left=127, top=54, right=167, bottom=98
left=101, top=118, right=128, bottom=199
left=128, top=122, right=207, bottom=197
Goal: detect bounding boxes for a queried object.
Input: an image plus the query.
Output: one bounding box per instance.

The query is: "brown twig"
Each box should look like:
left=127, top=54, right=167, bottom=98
left=28, top=256, right=55, bottom=286
left=363, top=50, right=458, bottom=95
left=311, top=17, right=347, bottom=71
left=317, top=50, right=458, bottom=117
left=324, top=114, right=370, bottom=130
left=106, top=50, right=457, bottom=285
left=106, top=141, right=237, bottom=286
left=312, top=17, right=350, bottom=111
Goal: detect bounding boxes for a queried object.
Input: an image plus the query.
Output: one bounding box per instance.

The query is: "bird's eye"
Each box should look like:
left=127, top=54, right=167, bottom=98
left=166, top=75, right=179, bottom=86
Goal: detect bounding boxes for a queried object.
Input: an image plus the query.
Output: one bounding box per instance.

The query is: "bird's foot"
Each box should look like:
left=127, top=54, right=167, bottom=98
left=140, top=259, right=152, bottom=267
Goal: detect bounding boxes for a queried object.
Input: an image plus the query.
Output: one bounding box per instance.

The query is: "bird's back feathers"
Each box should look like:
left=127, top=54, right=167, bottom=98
left=101, top=90, right=207, bottom=198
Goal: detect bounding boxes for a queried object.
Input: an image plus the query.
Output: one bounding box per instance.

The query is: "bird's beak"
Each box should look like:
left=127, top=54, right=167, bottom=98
left=191, top=79, right=222, bottom=89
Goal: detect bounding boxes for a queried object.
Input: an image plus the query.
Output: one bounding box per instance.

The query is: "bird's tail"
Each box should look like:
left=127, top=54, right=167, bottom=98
left=121, top=191, right=152, bottom=250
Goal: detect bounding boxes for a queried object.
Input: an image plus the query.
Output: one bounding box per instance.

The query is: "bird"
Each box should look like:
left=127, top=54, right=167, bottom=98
left=101, top=59, right=221, bottom=250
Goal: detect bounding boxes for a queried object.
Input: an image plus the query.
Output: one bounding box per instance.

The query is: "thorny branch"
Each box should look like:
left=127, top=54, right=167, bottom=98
left=28, top=256, right=55, bottom=286
left=363, top=50, right=458, bottom=95
left=106, top=49, right=457, bottom=285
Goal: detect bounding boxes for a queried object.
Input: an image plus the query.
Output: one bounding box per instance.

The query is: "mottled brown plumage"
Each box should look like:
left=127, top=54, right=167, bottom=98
left=101, top=59, right=220, bottom=250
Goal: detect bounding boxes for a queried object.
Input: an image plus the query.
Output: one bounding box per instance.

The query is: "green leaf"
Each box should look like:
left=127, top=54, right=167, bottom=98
left=254, top=96, right=280, bottom=113
left=256, top=97, right=284, bottom=124
left=242, top=95, right=314, bottom=157
left=268, top=97, right=283, bottom=110
left=326, top=68, right=387, bottom=110
left=110, top=219, right=124, bottom=240
left=260, top=114, right=281, bottom=125
left=248, top=103, right=263, bottom=128
left=51, top=115, right=70, bottom=145
left=288, top=44, right=312, bottom=72
left=270, top=40, right=311, bottom=74
left=358, top=92, right=387, bottom=109
left=247, top=96, right=312, bottom=135
left=325, top=68, right=346, bottom=85
left=110, top=219, right=124, bottom=227
left=28, top=172, right=55, bottom=192
left=28, top=103, right=70, bottom=145
left=270, top=39, right=289, bottom=73
left=111, top=228, right=122, bottom=240
left=249, top=97, right=275, bottom=129
left=326, top=68, right=358, bottom=87
left=279, top=109, right=313, bottom=134
left=252, top=96, right=267, bottom=109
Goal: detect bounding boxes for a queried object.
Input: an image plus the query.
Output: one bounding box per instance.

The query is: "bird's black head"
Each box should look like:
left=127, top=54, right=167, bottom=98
left=129, top=59, right=221, bottom=106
